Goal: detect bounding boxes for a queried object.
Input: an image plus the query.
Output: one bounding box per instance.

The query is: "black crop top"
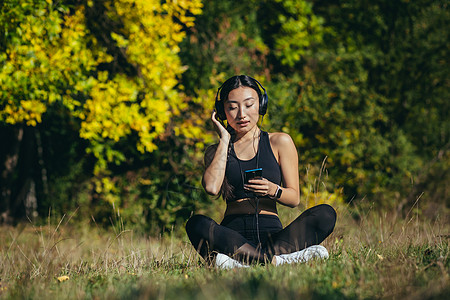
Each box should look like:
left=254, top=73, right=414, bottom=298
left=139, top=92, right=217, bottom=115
left=225, top=131, right=282, bottom=202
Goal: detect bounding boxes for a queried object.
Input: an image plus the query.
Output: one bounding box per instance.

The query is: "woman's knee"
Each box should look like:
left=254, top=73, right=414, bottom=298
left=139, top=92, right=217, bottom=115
left=185, top=214, right=214, bottom=238
left=317, top=204, right=337, bottom=232
left=320, top=204, right=336, bottom=220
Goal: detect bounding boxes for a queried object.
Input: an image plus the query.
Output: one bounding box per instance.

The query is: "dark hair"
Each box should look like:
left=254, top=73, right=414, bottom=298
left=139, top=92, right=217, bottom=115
left=218, top=75, right=263, bottom=104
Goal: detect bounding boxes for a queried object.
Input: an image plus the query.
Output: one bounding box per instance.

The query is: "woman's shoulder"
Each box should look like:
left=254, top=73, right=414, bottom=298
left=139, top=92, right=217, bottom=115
left=268, top=131, right=294, bottom=147
left=267, top=132, right=296, bottom=161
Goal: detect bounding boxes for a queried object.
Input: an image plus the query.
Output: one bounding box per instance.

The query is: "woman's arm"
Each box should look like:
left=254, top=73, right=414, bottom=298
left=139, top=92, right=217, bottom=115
left=201, top=111, right=231, bottom=195
left=272, top=132, right=300, bottom=207
left=244, top=132, right=300, bottom=207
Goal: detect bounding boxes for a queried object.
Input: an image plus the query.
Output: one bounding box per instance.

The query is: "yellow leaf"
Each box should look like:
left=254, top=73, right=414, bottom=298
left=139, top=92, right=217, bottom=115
left=57, top=275, right=69, bottom=282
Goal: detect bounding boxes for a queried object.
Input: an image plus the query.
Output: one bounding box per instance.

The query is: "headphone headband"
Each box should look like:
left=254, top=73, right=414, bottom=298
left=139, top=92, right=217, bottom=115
left=215, top=76, right=268, bottom=120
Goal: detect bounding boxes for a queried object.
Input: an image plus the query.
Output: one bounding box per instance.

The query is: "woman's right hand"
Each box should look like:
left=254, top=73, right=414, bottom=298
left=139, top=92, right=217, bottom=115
left=211, top=110, right=231, bottom=142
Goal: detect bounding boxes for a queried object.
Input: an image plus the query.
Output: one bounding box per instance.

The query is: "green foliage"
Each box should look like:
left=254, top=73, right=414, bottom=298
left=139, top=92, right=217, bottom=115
left=313, top=0, right=449, bottom=158
left=267, top=52, right=421, bottom=203
left=180, top=0, right=270, bottom=93
left=0, top=0, right=448, bottom=229
left=269, top=0, right=325, bottom=68
left=306, top=0, right=449, bottom=204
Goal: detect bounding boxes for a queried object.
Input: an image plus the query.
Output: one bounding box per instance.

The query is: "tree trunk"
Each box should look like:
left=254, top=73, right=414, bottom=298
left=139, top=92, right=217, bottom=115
left=0, top=126, right=23, bottom=224
left=0, top=125, right=38, bottom=224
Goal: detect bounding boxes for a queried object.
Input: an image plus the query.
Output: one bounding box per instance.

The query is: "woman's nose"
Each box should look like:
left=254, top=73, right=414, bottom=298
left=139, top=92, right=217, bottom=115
left=238, top=106, right=245, bottom=118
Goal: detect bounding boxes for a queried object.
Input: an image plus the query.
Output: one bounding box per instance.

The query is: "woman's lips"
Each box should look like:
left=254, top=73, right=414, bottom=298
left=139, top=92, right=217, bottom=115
left=237, top=121, right=249, bottom=127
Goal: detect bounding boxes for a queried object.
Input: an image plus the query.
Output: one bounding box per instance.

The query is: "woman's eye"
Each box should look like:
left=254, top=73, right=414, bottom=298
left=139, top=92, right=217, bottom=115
left=228, top=106, right=237, bottom=110
left=246, top=103, right=254, bottom=108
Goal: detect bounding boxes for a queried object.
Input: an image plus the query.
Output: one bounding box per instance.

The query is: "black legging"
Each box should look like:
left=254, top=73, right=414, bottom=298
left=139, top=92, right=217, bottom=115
left=185, top=204, right=336, bottom=264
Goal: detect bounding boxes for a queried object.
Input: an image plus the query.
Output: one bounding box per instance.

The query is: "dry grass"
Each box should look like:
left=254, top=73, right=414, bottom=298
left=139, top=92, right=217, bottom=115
left=0, top=202, right=448, bottom=299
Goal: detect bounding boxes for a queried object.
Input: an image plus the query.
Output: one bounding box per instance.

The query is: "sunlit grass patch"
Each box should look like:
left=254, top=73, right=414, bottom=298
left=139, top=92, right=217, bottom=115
left=0, top=206, right=448, bottom=300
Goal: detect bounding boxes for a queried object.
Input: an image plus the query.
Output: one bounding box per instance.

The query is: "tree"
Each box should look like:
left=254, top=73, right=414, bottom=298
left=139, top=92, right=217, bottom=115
left=0, top=0, right=203, bottom=223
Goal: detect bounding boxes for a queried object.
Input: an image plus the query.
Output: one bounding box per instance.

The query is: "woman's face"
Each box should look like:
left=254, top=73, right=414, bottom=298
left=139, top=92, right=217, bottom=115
left=224, top=86, right=260, bottom=135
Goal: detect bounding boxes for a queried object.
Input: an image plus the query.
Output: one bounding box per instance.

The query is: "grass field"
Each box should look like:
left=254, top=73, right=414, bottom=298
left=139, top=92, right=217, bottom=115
left=0, top=204, right=448, bottom=300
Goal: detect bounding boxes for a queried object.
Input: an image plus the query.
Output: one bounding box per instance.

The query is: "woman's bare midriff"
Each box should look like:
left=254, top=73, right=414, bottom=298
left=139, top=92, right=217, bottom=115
left=224, top=197, right=278, bottom=216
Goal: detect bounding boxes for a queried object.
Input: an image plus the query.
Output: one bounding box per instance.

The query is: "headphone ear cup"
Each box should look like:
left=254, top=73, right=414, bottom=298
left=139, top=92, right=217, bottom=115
left=259, top=93, right=268, bottom=116
left=215, top=98, right=226, bottom=120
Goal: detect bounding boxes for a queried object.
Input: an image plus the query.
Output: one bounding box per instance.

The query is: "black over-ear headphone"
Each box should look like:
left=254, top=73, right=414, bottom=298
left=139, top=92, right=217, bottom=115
left=215, top=76, right=268, bottom=121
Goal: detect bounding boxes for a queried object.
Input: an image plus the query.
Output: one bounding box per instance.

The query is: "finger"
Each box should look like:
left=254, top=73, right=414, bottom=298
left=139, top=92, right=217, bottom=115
left=244, top=183, right=260, bottom=189
left=244, top=184, right=257, bottom=192
left=245, top=183, right=269, bottom=194
left=247, top=179, right=264, bottom=184
left=211, top=112, right=224, bottom=127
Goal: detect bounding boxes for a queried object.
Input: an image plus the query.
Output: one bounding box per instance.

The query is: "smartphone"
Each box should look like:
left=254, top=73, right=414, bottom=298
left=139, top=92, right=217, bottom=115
left=244, top=168, right=263, bottom=183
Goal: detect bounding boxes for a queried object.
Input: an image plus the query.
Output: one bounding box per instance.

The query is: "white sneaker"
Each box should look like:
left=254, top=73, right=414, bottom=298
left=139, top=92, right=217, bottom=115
left=273, top=245, right=329, bottom=266
left=215, top=253, right=250, bottom=269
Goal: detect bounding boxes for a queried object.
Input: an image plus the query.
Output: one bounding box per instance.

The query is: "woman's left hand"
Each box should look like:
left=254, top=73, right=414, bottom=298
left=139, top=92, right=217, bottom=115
left=244, top=178, right=276, bottom=198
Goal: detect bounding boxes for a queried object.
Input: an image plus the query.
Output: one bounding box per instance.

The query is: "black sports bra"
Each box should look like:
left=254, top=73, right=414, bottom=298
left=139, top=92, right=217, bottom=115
left=225, top=131, right=282, bottom=202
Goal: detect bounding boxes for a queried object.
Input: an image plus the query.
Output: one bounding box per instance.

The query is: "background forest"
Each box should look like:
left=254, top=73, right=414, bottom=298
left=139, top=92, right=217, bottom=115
left=1, top=0, right=448, bottom=233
